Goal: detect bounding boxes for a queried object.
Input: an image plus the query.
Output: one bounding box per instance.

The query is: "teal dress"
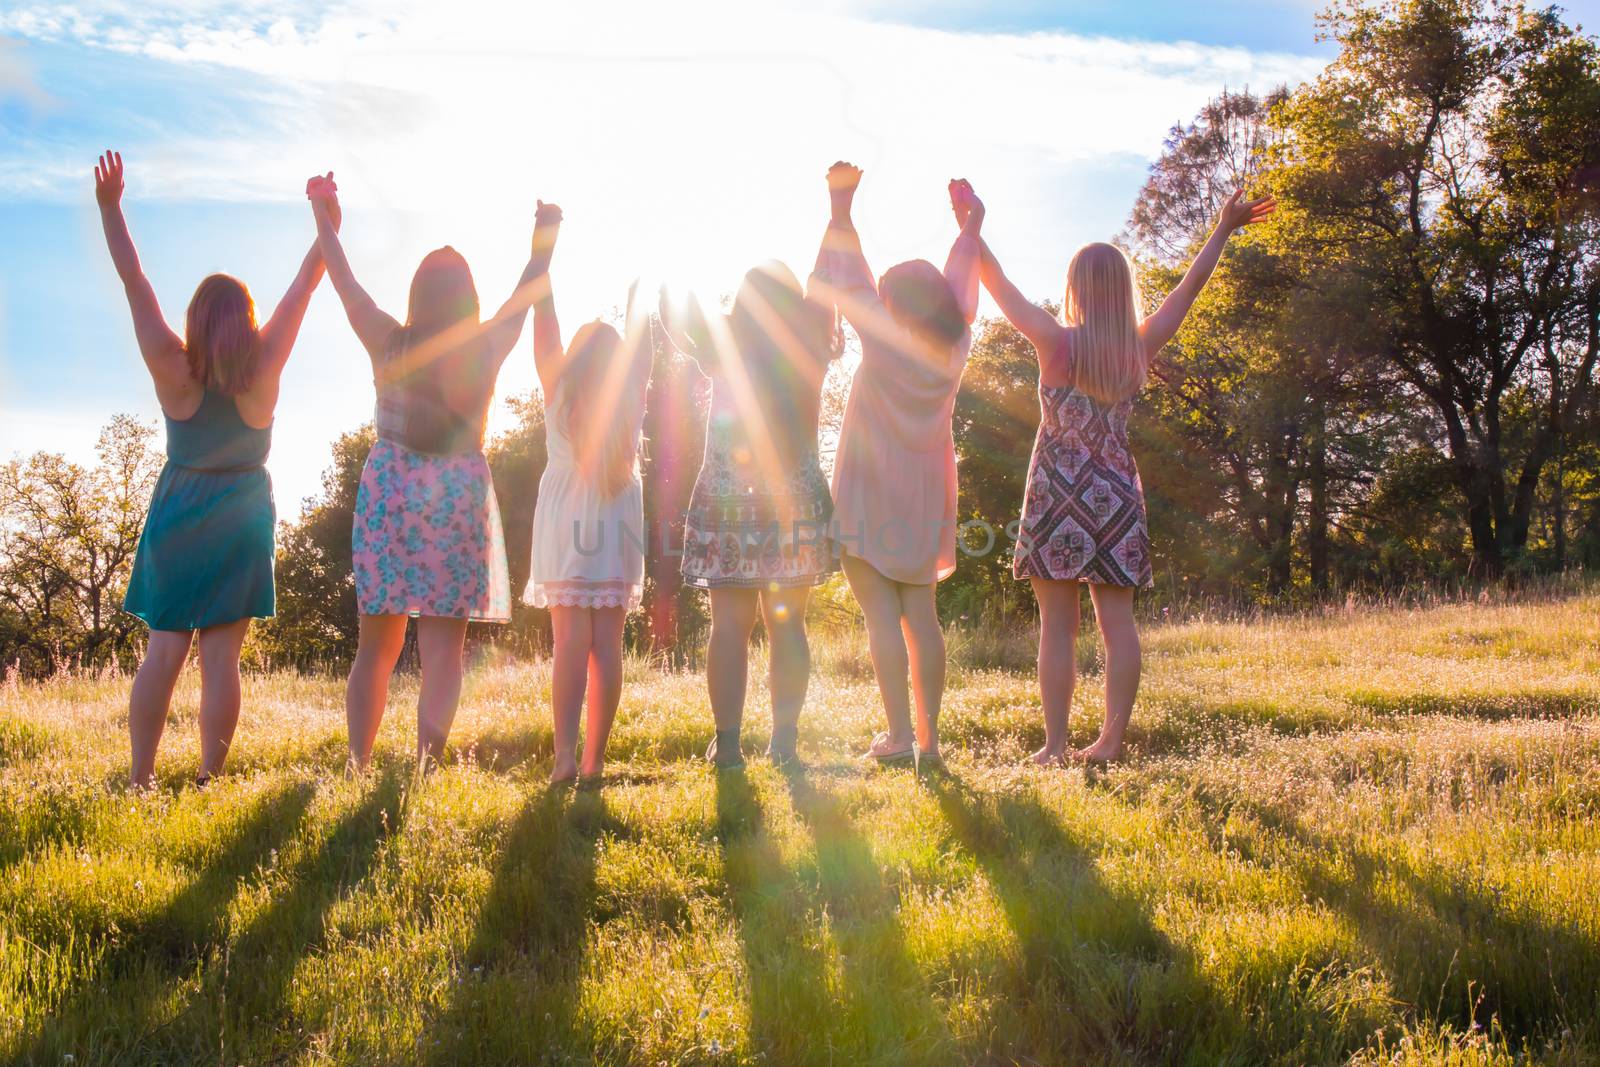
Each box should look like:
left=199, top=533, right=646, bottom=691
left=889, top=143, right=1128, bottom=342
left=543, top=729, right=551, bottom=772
left=123, top=390, right=276, bottom=631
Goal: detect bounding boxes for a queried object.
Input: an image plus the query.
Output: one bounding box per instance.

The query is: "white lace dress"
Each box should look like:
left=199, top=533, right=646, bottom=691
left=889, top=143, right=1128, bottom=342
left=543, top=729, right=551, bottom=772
left=525, top=383, right=646, bottom=611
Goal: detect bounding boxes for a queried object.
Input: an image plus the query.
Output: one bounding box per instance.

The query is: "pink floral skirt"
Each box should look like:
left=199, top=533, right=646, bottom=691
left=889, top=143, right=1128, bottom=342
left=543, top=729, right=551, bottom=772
left=351, top=439, right=511, bottom=621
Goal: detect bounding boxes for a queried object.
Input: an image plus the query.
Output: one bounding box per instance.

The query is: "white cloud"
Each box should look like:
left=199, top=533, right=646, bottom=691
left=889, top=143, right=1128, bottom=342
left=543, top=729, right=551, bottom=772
left=0, top=37, right=55, bottom=113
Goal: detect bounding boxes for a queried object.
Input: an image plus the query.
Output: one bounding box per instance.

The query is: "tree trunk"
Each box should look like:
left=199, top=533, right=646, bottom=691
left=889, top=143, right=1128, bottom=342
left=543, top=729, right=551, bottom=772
left=1552, top=445, right=1567, bottom=572
left=1264, top=427, right=1298, bottom=595
left=1307, top=398, right=1329, bottom=593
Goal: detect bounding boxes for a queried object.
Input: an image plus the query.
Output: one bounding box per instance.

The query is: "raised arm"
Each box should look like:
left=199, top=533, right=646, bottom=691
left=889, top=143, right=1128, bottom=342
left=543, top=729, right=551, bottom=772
left=306, top=174, right=399, bottom=359
left=803, top=230, right=845, bottom=363
left=943, top=179, right=985, bottom=326
left=820, top=161, right=877, bottom=301
left=487, top=200, right=560, bottom=366
left=257, top=197, right=336, bottom=380
left=94, top=151, right=189, bottom=398
left=1139, top=189, right=1276, bottom=357
left=656, top=286, right=719, bottom=375
left=620, top=280, right=655, bottom=416
left=528, top=202, right=565, bottom=394
left=947, top=181, right=1067, bottom=352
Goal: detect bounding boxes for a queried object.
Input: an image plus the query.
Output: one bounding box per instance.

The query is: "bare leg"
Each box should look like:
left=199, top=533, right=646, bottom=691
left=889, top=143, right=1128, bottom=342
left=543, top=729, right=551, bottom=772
left=842, top=555, right=914, bottom=754
left=898, top=581, right=945, bottom=757
left=1081, top=584, right=1140, bottom=761
left=345, top=615, right=407, bottom=771
left=550, top=606, right=593, bottom=782
left=195, top=619, right=251, bottom=780
left=760, top=586, right=811, bottom=757
left=128, top=629, right=194, bottom=788
left=581, top=606, right=627, bottom=777
left=706, top=589, right=761, bottom=732
left=1030, top=579, right=1081, bottom=765
left=415, top=616, right=468, bottom=768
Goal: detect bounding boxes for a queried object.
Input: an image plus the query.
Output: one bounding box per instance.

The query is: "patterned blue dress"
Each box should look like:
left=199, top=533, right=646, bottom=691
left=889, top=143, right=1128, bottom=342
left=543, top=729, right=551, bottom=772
left=123, top=390, right=276, bottom=630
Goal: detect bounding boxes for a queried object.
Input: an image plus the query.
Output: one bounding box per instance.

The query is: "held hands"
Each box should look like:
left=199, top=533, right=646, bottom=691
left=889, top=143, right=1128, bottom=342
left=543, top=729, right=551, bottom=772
left=305, top=172, right=342, bottom=230
left=828, top=161, right=862, bottom=218
left=531, top=199, right=562, bottom=269
left=948, top=178, right=984, bottom=231
left=1219, top=189, right=1277, bottom=232
left=94, top=150, right=124, bottom=208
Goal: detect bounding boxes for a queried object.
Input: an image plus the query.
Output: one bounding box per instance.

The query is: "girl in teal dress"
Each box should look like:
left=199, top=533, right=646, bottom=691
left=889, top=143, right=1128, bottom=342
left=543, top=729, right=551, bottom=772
left=95, top=150, right=333, bottom=789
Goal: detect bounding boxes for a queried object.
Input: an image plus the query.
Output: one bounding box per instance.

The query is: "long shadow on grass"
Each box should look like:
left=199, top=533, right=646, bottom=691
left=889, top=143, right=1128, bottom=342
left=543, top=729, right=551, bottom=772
left=1182, top=780, right=1600, bottom=1044
left=11, top=779, right=317, bottom=1065
left=781, top=765, right=955, bottom=1065
left=926, top=772, right=1230, bottom=1064
left=423, top=784, right=618, bottom=1064
left=714, top=769, right=833, bottom=1065
left=215, top=764, right=410, bottom=1062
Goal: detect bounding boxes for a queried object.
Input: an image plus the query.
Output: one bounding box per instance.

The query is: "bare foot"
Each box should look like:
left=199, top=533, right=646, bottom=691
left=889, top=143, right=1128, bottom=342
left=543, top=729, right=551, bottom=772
left=1029, top=746, right=1066, bottom=767
left=551, top=753, right=579, bottom=785
left=579, top=758, right=604, bottom=779
left=1073, top=740, right=1124, bottom=764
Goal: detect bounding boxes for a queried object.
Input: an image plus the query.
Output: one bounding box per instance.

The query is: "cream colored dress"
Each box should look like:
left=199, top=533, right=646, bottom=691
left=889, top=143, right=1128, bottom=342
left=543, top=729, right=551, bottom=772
left=526, top=379, right=648, bottom=611
left=828, top=250, right=972, bottom=585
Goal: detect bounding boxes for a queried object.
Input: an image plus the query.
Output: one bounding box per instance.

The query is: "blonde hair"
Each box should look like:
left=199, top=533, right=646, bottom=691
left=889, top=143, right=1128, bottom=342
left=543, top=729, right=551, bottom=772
left=184, top=274, right=260, bottom=396
left=561, top=321, right=642, bottom=497
left=1063, top=243, right=1147, bottom=404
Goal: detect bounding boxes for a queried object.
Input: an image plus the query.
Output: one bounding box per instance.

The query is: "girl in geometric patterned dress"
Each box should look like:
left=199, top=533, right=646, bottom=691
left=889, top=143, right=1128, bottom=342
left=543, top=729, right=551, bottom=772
left=955, top=181, right=1276, bottom=764
left=308, top=174, right=546, bottom=772
left=524, top=202, right=653, bottom=785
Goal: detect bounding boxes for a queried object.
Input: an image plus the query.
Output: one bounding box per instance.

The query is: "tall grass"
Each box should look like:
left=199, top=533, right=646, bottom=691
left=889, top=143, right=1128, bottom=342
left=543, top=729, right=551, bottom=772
left=1, top=593, right=1597, bottom=1064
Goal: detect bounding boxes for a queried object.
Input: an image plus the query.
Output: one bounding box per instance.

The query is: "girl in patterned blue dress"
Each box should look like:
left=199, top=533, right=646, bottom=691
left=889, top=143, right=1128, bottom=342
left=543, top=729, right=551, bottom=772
left=96, top=150, right=331, bottom=788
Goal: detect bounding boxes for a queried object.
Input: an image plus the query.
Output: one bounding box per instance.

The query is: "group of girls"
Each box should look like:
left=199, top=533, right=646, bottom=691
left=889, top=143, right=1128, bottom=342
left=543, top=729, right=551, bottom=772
left=95, top=148, right=1274, bottom=789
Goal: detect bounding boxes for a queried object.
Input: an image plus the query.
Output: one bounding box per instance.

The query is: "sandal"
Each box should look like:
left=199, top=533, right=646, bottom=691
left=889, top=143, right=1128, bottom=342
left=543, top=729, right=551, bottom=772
left=915, top=749, right=946, bottom=775
left=867, top=731, right=916, bottom=766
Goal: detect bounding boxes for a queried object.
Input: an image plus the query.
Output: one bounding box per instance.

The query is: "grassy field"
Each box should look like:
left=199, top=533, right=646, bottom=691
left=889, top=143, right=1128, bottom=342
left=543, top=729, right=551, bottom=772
left=2, top=593, right=1599, bottom=1065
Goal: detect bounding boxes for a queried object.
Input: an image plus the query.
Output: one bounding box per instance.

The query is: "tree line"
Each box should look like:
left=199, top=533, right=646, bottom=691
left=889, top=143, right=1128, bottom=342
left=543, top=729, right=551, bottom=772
left=2, top=0, right=1595, bottom=676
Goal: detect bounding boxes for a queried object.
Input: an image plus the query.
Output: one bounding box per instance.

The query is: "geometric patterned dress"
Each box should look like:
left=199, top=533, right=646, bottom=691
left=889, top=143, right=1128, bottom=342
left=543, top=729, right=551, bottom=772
left=1013, top=383, right=1153, bottom=587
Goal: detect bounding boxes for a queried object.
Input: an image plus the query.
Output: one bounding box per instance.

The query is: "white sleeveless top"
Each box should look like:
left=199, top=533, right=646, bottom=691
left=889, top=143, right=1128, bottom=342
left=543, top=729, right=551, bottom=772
left=525, top=381, right=647, bottom=610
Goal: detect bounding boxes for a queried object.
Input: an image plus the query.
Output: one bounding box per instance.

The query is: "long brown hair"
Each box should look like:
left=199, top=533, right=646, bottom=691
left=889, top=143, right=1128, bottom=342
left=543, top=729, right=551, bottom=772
left=879, top=259, right=965, bottom=355
left=384, top=247, right=494, bottom=422
left=561, top=321, right=643, bottom=497
left=1062, top=242, right=1147, bottom=404
left=726, top=261, right=842, bottom=467
left=184, top=274, right=260, bottom=395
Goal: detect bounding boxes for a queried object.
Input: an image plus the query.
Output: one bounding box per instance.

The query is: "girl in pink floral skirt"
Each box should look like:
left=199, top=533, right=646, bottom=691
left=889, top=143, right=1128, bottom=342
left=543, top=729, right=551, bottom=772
left=308, top=174, right=548, bottom=770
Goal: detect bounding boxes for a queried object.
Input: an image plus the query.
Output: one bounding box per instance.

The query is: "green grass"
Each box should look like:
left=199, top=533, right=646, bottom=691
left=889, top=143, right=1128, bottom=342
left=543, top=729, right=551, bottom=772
left=2, top=594, right=1598, bottom=1065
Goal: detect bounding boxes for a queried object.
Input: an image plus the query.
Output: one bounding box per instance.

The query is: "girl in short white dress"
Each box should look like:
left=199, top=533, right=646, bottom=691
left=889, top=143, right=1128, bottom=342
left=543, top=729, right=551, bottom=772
left=524, top=202, right=653, bottom=784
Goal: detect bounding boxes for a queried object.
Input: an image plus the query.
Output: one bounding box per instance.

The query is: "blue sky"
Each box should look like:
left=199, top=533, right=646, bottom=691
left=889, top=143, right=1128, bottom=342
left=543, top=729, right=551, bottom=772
left=2, top=0, right=1594, bottom=509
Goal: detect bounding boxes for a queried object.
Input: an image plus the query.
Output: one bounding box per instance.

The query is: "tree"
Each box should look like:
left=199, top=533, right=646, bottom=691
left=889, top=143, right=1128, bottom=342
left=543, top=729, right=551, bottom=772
left=947, top=315, right=1040, bottom=618
left=1272, top=0, right=1600, bottom=575
left=0, top=415, right=161, bottom=674
left=641, top=320, right=708, bottom=659
left=1127, top=86, right=1290, bottom=264
left=257, top=425, right=373, bottom=667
